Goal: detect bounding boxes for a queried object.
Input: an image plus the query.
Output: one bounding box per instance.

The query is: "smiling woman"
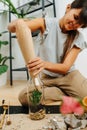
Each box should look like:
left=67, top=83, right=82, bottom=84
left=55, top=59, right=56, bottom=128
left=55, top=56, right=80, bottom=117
left=7, top=0, right=87, bottom=107
left=60, top=8, right=83, bottom=33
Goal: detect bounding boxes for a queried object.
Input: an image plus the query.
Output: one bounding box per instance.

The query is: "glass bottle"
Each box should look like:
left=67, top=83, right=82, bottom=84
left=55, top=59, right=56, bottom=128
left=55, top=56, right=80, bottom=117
left=27, top=74, right=46, bottom=120
left=16, top=27, right=46, bottom=119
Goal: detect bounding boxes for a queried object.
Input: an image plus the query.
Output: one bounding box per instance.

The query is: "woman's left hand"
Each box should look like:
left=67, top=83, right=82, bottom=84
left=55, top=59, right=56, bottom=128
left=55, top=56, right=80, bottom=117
left=27, top=57, right=45, bottom=76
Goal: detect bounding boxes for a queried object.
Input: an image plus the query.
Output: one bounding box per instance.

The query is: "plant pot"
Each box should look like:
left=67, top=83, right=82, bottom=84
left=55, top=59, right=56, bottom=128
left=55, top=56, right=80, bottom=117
left=0, top=72, right=7, bottom=87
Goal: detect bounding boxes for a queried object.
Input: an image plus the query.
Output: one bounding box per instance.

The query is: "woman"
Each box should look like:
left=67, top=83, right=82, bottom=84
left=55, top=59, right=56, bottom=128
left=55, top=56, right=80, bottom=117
left=8, top=0, right=87, bottom=106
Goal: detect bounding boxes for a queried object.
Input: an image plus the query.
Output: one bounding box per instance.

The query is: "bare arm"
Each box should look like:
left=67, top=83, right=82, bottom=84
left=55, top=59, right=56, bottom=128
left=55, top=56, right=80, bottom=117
left=27, top=46, right=81, bottom=75
left=8, top=18, right=46, bottom=34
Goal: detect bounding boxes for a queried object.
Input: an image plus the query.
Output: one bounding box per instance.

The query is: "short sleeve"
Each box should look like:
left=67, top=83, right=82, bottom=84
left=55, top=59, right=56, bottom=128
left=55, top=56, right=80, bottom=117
left=72, top=31, right=87, bottom=50
left=44, top=17, right=58, bottom=34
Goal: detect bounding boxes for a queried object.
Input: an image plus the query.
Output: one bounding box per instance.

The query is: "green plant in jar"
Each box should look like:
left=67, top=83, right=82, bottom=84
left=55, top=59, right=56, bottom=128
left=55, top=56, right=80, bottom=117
left=28, top=77, right=45, bottom=120
left=29, top=89, right=42, bottom=106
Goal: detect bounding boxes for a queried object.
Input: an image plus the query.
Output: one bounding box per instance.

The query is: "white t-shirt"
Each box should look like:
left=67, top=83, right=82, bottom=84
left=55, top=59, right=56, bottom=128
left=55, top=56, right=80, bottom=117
left=35, top=17, right=87, bottom=77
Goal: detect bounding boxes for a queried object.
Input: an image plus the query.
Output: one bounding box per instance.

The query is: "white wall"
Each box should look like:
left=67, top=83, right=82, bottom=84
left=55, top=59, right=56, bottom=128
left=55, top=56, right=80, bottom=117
left=75, top=29, right=87, bottom=78
left=1, top=0, right=87, bottom=80
left=55, top=0, right=73, bottom=19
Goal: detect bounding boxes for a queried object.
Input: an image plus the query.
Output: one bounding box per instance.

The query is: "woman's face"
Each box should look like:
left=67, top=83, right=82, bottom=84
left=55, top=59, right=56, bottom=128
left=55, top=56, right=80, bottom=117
left=60, top=8, right=83, bottom=33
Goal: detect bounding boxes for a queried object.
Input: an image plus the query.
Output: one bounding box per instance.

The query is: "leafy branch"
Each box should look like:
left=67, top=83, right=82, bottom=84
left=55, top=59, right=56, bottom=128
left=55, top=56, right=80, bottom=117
left=0, top=0, right=21, bottom=18
left=0, top=31, right=14, bottom=75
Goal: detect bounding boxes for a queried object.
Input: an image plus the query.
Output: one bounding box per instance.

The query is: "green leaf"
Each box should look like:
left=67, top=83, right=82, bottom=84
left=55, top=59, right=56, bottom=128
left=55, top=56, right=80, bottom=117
left=0, top=41, right=8, bottom=49
left=1, top=56, right=10, bottom=65
left=29, top=89, right=42, bottom=105
left=0, top=65, right=8, bottom=75
left=0, top=0, right=21, bottom=18
left=0, top=53, right=14, bottom=65
left=0, top=41, right=8, bottom=45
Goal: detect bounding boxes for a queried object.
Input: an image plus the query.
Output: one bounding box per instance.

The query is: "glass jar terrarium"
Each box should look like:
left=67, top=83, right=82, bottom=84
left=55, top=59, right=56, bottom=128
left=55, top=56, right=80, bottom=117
left=15, top=25, right=46, bottom=120
left=27, top=75, right=46, bottom=120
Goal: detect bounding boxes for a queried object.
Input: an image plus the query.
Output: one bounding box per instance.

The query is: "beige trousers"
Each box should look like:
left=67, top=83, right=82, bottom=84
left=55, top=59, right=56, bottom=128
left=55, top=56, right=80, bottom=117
left=18, top=70, right=87, bottom=106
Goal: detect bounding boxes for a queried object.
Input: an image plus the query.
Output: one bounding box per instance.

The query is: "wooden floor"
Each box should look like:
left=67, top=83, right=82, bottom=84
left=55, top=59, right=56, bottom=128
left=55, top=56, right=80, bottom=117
left=0, top=80, right=61, bottom=106
left=0, top=80, right=27, bottom=106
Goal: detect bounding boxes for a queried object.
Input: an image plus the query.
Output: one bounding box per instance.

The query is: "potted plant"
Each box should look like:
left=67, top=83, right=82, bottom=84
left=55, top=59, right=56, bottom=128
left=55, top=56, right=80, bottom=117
left=0, top=0, right=41, bottom=19
left=0, top=31, right=10, bottom=87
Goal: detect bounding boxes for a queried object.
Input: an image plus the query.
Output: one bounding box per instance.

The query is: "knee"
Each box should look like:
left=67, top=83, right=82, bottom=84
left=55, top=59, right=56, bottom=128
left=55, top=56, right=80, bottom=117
left=16, top=19, right=24, bottom=26
left=16, top=19, right=31, bottom=31
left=18, top=89, right=28, bottom=106
left=16, top=19, right=24, bottom=29
left=8, top=19, right=25, bottom=33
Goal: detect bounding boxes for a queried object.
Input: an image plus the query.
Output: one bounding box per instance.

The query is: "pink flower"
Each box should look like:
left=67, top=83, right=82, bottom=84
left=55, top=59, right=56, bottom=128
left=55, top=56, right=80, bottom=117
left=60, top=96, right=84, bottom=115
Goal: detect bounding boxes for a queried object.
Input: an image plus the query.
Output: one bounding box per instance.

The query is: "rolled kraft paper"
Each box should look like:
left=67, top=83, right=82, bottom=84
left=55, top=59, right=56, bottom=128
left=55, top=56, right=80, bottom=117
left=16, top=23, right=41, bottom=91
left=16, top=26, right=35, bottom=64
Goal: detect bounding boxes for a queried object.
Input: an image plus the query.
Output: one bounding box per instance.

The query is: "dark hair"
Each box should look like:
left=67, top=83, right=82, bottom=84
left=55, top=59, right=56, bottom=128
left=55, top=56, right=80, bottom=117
left=71, top=0, right=87, bottom=27
left=62, top=0, right=87, bottom=61
left=62, top=30, right=79, bottom=61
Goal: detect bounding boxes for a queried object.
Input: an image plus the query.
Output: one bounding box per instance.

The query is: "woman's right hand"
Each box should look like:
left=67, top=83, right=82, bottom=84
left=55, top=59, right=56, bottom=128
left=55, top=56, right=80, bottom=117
left=27, top=57, right=45, bottom=76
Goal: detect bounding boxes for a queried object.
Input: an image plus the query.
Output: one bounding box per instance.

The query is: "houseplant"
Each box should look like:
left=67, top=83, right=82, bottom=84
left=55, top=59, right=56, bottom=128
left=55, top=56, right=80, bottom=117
left=0, top=0, right=41, bottom=18
left=0, top=31, right=10, bottom=86
left=0, top=0, right=20, bottom=18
